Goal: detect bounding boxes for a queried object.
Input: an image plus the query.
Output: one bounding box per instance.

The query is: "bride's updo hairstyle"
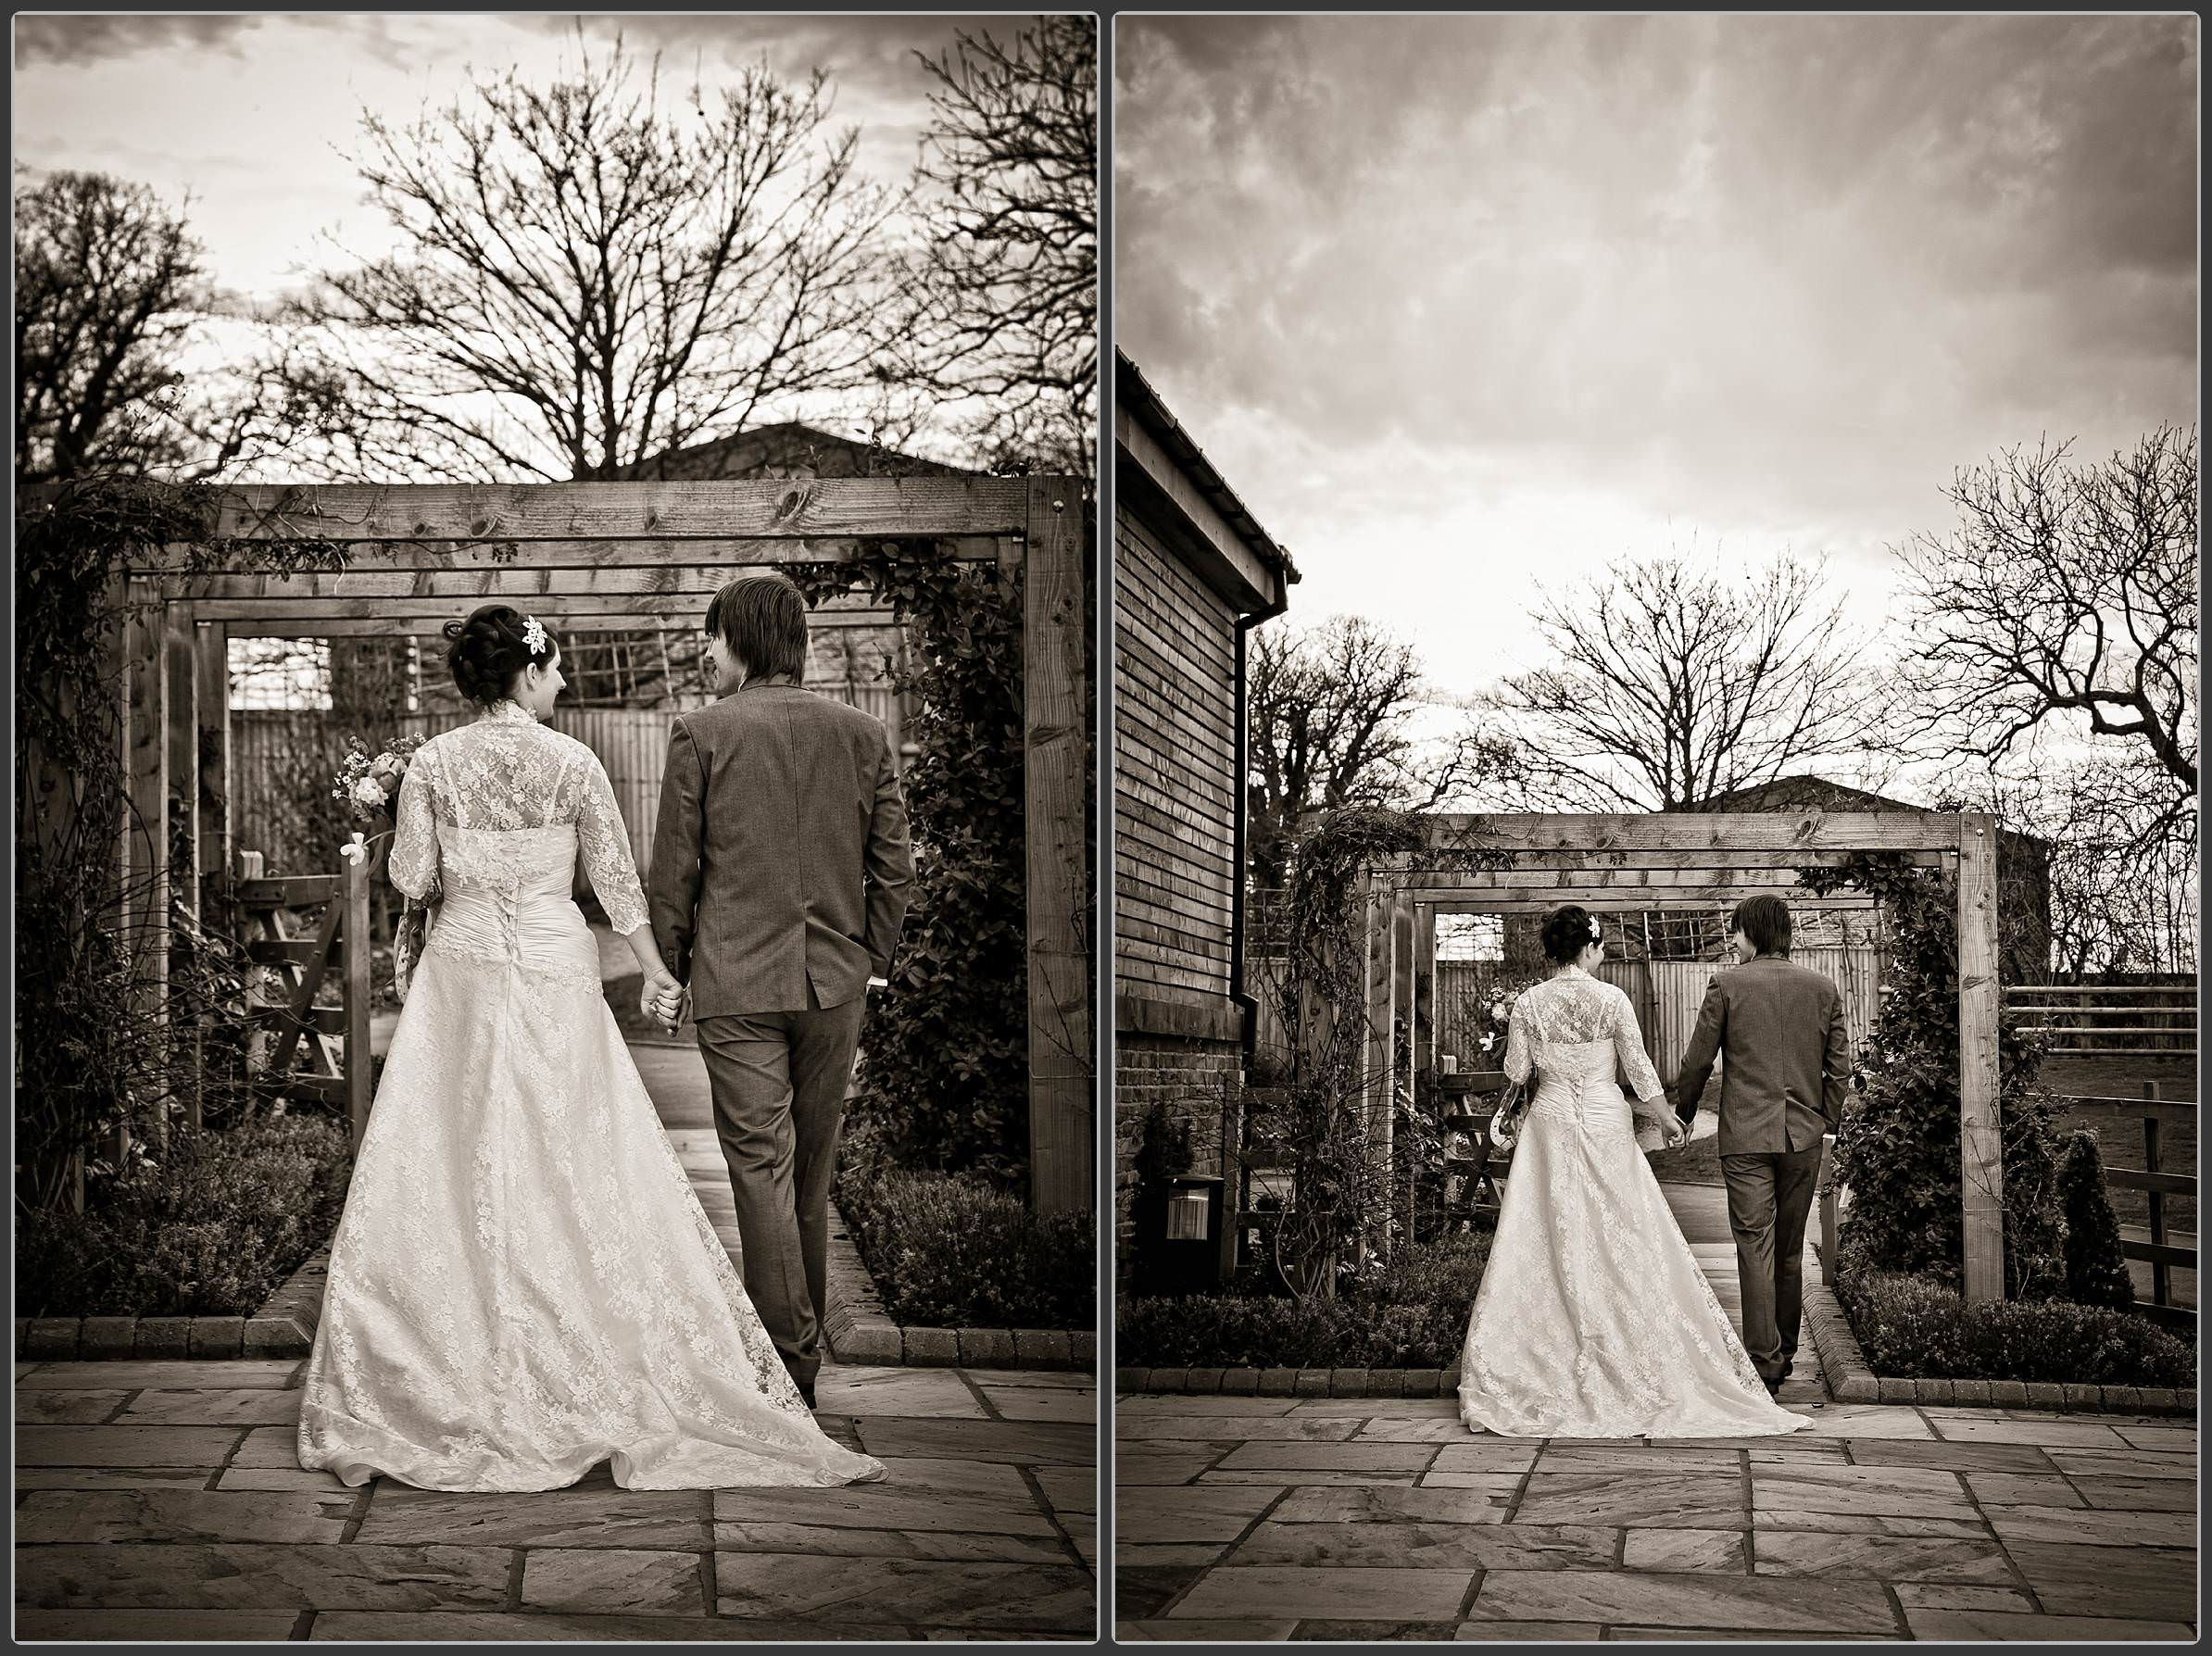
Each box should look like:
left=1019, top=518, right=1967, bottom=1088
left=1540, top=904, right=1601, bottom=965
left=442, top=604, right=555, bottom=707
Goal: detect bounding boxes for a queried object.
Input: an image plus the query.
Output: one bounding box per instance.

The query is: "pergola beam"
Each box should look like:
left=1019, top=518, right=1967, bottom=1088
left=147, top=536, right=1004, bottom=579
left=1412, top=812, right=1967, bottom=854
left=191, top=478, right=1030, bottom=544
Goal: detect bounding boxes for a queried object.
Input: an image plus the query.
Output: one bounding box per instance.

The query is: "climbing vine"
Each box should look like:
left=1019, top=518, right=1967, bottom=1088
left=1246, top=808, right=1510, bottom=1284
left=789, top=529, right=1094, bottom=1189
left=16, top=471, right=345, bottom=1210
left=1798, top=850, right=2067, bottom=1299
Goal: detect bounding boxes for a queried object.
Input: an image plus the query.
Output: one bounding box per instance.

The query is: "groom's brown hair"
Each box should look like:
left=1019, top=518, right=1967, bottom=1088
left=1730, top=894, right=1793, bottom=957
left=708, top=572, right=809, bottom=683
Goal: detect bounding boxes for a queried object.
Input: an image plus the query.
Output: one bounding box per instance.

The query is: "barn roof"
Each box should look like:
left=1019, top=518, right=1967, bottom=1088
left=1115, top=349, right=1299, bottom=596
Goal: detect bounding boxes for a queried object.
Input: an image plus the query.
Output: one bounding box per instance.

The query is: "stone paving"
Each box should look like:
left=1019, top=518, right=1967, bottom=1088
left=18, top=1359, right=1096, bottom=1640
left=17, top=1020, right=1099, bottom=1641
left=1117, top=1180, right=2196, bottom=1641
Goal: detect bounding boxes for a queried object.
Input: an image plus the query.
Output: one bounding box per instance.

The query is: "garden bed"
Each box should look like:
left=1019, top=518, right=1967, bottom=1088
left=826, top=1170, right=1095, bottom=1371
left=13, top=1115, right=350, bottom=1361
left=1807, top=1268, right=2197, bottom=1416
left=1117, top=1230, right=1491, bottom=1386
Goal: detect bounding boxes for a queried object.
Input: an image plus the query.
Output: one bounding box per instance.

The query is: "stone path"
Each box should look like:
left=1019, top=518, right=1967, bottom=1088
left=1117, top=1181, right=2195, bottom=1640
left=18, top=1359, right=1097, bottom=1639
left=17, top=1020, right=1099, bottom=1640
left=1116, top=1394, right=2194, bottom=1640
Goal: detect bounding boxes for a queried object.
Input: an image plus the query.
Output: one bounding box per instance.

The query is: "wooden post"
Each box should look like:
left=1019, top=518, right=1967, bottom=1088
left=1363, top=875, right=1393, bottom=1247
left=2143, top=1081, right=2168, bottom=1310
left=163, top=602, right=198, bottom=1137
left=121, top=582, right=170, bottom=1167
left=195, top=622, right=230, bottom=906
left=1956, top=814, right=2005, bottom=1301
left=1021, top=480, right=1092, bottom=1215
left=1391, top=890, right=1416, bottom=1234
left=1412, top=899, right=1436, bottom=1107
left=346, top=851, right=373, bottom=1142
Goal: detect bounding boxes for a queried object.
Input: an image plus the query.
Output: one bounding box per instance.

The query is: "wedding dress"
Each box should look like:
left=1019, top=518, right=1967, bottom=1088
left=297, top=700, right=885, bottom=1491
left=1456, top=967, right=1810, bottom=1438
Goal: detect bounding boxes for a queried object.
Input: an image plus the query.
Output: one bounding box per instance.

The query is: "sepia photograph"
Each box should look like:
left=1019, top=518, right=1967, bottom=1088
left=1112, top=12, right=2196, bottom=1643
left=15, top=11, right=1097, bottom=1641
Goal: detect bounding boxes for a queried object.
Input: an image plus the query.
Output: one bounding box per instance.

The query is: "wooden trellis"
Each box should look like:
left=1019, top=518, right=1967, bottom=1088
left=116, top=475, right=1094, bottom=1214
left=1344, top=811, right=2005, bottom=1302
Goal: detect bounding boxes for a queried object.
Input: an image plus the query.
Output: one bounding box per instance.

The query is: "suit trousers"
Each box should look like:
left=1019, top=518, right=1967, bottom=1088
left=1720, top=1144, right=1824, bottom=1381
left=695, top=985, right=866, bottom=1389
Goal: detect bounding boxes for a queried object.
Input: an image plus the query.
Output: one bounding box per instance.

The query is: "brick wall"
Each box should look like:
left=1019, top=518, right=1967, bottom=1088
left=1113, top=1034, right=1241, bottom=1276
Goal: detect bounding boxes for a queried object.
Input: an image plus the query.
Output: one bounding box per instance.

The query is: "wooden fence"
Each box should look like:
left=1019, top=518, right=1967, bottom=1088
left=2005, top=980, right=2197, bottom=1059
left=1426, top=947, right=1886, bottom=1087
left=2055, top=1082, right=2196, bottom=1327
left=232, top=685, right=904, bottom=879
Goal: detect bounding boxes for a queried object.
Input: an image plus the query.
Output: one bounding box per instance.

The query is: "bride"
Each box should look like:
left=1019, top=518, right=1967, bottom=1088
left=1457, top=905, right=1809, bottom=1439
left=297, top=604, right=885, bottom=1491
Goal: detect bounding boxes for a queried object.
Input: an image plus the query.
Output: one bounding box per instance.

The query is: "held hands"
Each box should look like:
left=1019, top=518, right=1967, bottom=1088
left=1638, top=1100, right=1689, bottom=1150
left=640, top=971, right=686, bottom=1035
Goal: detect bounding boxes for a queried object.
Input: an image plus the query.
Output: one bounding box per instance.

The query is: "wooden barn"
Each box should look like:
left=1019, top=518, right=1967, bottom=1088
left=1113, top=351, right=1297, bottom=1274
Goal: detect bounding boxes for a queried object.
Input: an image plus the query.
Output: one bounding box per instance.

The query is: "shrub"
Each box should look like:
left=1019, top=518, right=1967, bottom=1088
left=1119, top=1233, right=1491, bottom=1369
left=2057, top=1130, right=2137, bottom=1311
left=16, top=1115, right=353, bottom=1318
left=1802, top=852, right=2067, bottom=1299
left=1836, top=1265, right=2191, bottom=1387
left=837, top=1168, right=1092, bottom=1330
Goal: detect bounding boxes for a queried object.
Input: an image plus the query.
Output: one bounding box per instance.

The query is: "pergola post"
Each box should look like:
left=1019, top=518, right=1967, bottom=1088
left=1362, top=874, right=1393, bottom=1241
left=1956, top=813, right=2005, bottom=1301
left=194, top=622, right=231, bottom=901
left=120, top=580, right=169, bottom=1162
left=1022, top=479, right=1094, bottom=1215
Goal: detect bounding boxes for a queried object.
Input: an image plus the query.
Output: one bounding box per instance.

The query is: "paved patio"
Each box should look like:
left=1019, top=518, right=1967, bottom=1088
left=1116, top=1180, right=2196, bottom=1641
left=19, top=1359, right=1096, bottom=1639
left=17, top=1021, right=1098, bottom=1641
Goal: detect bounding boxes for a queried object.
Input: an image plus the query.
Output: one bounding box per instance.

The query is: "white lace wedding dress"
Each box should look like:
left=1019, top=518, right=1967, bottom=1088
left=297, top=700, right=885, bottom=1491
left=1456, top=968, right=1811, bottom=1438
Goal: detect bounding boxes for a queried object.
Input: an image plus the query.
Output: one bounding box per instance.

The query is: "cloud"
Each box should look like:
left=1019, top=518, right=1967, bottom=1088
left=1116, top=13, right=2196, bottom=543
left=14, top=13, right=267, bottom=67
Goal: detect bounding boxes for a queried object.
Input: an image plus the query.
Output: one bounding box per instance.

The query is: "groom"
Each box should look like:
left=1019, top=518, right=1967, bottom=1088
left=1674, top=895, right=1852, bottom=1396
left=648, top=572, right=913, bottom=1409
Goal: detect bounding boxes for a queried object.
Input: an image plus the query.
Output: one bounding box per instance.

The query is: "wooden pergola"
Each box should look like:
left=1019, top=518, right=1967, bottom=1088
left=1350, top=811, right=2005, bottom=1301
left=117, top=475, right=1093, bottom=1214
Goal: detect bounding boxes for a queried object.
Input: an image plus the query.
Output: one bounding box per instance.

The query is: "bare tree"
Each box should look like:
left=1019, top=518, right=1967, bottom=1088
left=1250, top=615, right=1523, bottom=885
left=1899, top=428, right=2197, bottom=828
left=1489, top=551, right=1879, bottom=811
left=15, top=169, right=205, bottom=482
left=288, top=31, right=908, bottom=483
left=903, top=17, right=1097, bottom=475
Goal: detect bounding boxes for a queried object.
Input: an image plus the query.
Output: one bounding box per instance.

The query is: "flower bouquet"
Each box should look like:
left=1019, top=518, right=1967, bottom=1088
left=330, top=735, right=431, bottom=998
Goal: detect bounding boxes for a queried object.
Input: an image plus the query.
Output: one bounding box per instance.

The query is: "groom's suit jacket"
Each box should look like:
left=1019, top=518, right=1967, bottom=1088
left=647, top=680, right=914, bottom=1018
left=1674, top=954, right=1852, bottom=1155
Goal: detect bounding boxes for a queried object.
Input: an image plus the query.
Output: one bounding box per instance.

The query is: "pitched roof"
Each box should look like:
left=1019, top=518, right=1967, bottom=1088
left=1115, top=349, right=1299, bottom=583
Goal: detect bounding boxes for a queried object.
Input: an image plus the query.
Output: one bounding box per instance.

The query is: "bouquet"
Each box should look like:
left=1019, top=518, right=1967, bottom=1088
left=330, top=734, right=431, bottom=999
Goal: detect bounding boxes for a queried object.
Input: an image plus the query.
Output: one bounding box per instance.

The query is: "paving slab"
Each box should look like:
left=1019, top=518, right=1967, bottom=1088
left=9, top=1037, right=1097, bottom=1643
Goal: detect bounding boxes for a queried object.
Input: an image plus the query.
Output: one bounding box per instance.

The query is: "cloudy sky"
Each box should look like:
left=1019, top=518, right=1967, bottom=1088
left=13, top=12, right=1013, bottom=304
left=1116, top=14, right=2198, bottom=702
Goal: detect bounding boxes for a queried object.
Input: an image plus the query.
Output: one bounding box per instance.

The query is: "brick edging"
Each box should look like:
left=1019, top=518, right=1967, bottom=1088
left=1803, top=1279, right=2196, bottom=1416
left=823, top=1199, right=1095, bottom=1374
left=15, top=1244, right=328, bottom=1363
left=1115, top=1365, right=1463, bottom=1399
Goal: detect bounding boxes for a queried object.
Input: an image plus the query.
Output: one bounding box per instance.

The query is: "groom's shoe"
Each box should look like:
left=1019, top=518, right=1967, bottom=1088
left=1781, top=1358, right=1794, bottom=1382
left=799, top=1381, right=818, bottom=1411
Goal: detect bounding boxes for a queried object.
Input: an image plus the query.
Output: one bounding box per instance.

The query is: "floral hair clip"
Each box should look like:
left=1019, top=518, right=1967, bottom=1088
left=1588, top=916, right=1602, bottom=941
left=521, top=614, right=548, bottom=656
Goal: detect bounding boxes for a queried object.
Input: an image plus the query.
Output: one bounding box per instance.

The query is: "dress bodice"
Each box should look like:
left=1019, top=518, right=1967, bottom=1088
left=388, top=704, right=648, bottom=936
left=1504, top=971, right=1667, bottom=1112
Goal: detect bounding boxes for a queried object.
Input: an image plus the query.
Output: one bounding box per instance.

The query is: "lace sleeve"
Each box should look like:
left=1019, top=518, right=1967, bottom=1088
left=574, top=750, right=649, bottom=935
left=1612, top=985, right=1666, bottom=1104
left=388, top=747, right=440, bottom=902
left=1503, top=993, right=1534, bottom=1086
